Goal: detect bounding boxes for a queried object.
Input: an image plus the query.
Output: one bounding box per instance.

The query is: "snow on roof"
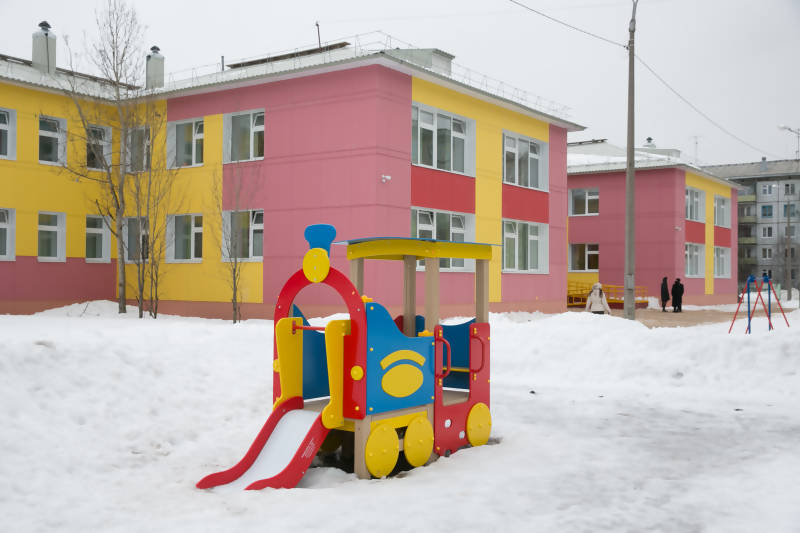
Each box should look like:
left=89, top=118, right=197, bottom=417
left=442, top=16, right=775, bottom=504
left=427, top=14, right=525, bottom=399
left=567, top=140, right=707, bottom=175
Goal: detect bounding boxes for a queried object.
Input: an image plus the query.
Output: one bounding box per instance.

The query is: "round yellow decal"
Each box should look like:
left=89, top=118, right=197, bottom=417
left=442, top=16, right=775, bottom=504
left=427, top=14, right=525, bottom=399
left=381, top=364, right=424, bottom=398
left=302, top=248, right=330, bottom=283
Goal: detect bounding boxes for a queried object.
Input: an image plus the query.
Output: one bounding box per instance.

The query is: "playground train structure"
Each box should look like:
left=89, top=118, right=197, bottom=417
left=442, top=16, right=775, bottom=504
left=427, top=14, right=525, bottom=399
left=197, top=224, right=493, bottom=489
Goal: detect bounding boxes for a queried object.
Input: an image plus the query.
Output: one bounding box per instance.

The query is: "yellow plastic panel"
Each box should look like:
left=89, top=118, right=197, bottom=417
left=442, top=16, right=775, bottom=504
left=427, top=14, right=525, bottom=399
left=381, top=364, right=424, bottom=398
left=303, top=248, right=330, bottom=283
left=403, top=415, right=434, bottom=467
left=466, top=402, right=491, bottom=446
left=379, top=349, right=426, bottom=370
left=364, top=423, right=399, bottom=478
left=274, top=317, right=303, bottom=409
left=322, top=319, right=350, bottom=429
left=347, top=239, right=492, bottom=261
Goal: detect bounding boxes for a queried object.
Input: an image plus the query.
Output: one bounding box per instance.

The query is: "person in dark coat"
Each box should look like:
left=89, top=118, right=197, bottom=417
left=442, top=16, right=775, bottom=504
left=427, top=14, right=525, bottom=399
left=660, top=277, right=670, bottom=312
left=671, top=278, right=684, bottom=312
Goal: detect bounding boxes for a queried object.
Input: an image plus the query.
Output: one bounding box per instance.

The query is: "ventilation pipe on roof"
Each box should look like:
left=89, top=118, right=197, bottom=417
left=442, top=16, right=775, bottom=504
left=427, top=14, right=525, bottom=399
left=32, top=21, right=56, bottom=75
left=760, top=156, right=768, bottom=172
left=146, top=46, right=164, bottom=89
left=643, top=136, right=656, bottom=148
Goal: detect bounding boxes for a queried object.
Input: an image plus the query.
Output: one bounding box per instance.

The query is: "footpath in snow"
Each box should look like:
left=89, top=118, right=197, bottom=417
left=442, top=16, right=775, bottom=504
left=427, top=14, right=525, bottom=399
left=1, top=301, right=799, bottom=532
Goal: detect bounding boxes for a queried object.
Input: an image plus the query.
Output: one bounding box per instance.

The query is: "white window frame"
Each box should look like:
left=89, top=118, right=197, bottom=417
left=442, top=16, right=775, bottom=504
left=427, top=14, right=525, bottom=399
left=123, top=216, right=150, bottom=262
left=714, top=246, right=730, bottom=278
left=0, top=207, right=15, bottom=261
left=762, top=225, right=773, bottom=238
left=501, top=218, right=549, bottom=274
left=167, top=118, right=204, bottom=168
left=761, top=247, right=773, bottom=260
left=785, top=183, right=796, bottom=196
left=85, top=215, right=111, bottom=263
left=411, top=207, right=475, bottom=271
left=167, top=214, right=204, bottom=263
left=38, top=115, right=67, bottom=166
left=685, top=243, right=704, bottom=277
left=685, top=187, right=705, bottom=222
left=0, top=108, right=17, bottom=160
left=713, top=195, right=730, bottom=228
left=223, top=110, right=264, bottom=163
left=568, top=243, right=599, bottom=272
left=411, top=103, right=475, bottom=177
left=222, top=209, right=263, bottom=261
left=503, top=131, right=548, bottom=192
left=127, top=127, right=151, bottom=173
left=785, top=226, right=796, bottom=238
left=37, top=211, right=66, bottom=262
left=761, top=184, right=774, bottom=195
left=569, top=188, right=600, bottom=216
left=86, top=125, right=112, bottom=171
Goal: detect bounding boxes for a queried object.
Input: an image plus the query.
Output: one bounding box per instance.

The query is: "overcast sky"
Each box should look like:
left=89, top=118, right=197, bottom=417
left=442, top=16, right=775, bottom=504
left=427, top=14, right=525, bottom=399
left=2, top=0, right=799, bottom=165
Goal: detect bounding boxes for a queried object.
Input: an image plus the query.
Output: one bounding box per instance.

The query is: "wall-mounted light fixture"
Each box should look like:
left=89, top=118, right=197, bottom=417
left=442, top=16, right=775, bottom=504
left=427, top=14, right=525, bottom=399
left=380, top=174, right=391, bottom=183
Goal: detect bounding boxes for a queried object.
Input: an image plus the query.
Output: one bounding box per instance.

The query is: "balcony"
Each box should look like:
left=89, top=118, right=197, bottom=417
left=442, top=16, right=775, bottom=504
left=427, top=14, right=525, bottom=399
left=738, top=236, right=756, bottom=244
left=739, top=215, right=756, bottom=223
left=740, top=257, right=758, bottom=265
left=738, top=194, right=755, bottom=203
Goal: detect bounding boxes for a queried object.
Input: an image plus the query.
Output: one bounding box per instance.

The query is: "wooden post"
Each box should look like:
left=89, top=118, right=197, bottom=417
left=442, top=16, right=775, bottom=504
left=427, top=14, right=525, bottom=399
left=403, top=255, right=417, bottom=336
left=349, top=257, right=364, bottom=294
left=475, top=259, right=489, bottom=323
left=353, top=415, right=372, bottom=479
left=424, top=257, right=440, bottom=332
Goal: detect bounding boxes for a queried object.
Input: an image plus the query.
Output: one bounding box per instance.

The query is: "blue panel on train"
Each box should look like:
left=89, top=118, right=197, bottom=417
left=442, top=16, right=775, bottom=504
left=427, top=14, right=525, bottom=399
left=365, top=302, right=434, bottom=415
left=441, top=319, right=475, bottom=390
left=291, top=305, right=330, bottom=399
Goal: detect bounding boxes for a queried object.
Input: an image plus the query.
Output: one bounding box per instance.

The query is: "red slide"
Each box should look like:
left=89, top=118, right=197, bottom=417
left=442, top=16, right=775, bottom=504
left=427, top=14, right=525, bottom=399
left=197, top=397, right=330, bottom=490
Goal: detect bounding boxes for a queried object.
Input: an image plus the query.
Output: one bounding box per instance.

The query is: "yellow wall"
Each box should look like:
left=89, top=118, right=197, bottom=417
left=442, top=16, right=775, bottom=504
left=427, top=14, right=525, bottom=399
left=411, top=78, right=550, bottom=303
left=685, top=171, right=732, bottom=295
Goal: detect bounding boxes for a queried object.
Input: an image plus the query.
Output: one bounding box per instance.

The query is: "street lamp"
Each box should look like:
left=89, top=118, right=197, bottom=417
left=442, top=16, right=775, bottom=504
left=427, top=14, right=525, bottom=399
left=778, top=125, right=800, bottom=160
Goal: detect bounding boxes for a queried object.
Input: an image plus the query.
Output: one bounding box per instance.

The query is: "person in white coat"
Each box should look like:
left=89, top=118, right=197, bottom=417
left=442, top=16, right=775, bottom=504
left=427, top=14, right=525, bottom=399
left=585, top=282, right=611, bottom=315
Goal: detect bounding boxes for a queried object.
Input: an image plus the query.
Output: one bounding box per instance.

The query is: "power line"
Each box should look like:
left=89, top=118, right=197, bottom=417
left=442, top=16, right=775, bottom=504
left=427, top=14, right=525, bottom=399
left=507, top=0, right=780, bottom=159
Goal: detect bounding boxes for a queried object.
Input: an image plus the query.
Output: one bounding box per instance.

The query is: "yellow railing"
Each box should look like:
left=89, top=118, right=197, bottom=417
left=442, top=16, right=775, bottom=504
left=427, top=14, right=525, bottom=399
left=567, top=282, right=648, bottom=308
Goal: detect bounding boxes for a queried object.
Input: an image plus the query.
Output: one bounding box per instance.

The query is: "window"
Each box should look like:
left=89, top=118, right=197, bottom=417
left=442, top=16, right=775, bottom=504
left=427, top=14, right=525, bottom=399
left=128, top=127, right=151, bottom=172
left=223, top=210, right=263, bottom=260
left=714, top=247, right=730, bottom=278
left=39, top=116, right=66, bottom=165
left=85, top=215, right=110, bottom=262
left=225, top=111, right=264, bottom=163
left=713, top=195, right=730, bottom=227
left=783, top=204, right=796, bottom=218
left=503, top=132, right=547, bottom=190
left=411, top=104, right=473, bottom=175
left=742, top=247, right=753, bottom=259
left=792, top=269, right=797, bottom=280
left=784, top=247, right=796, bottom=258
left=761, top=184, right=774, bottom=195
left=761, top=205, right=773, bottom=218
left=0, top=208, right=15, bottom=260
left=569, top=188, right=599, bottom=216
left=86, top=125, right=111, bottom=170
left=762, top=226, right=773, bottom=238
left=762, top=247, right=772, bottom=259
left=124, top=217, right=149, bottom=262
left=168, top=214, right=203, bottom=262
left=411, top=208, right=474, bottom=270
left=785, top=183, right=795, bottom=195
left=685, top=243, right=704, bottom=277
left=38, top=212, right=66, bottom=262
left=685, top=187, right=705, bottom=221
left=786, top=226, right=796, bottom=238
left=0, top=108, right=16, bottom=160
left=502, top=220, right=549, bottom=273
left=739, top=205, right=753, bottom=217
left=169, top=119, right=204, bottom=168
left=569, top=243, right=599, bottom=272
left=739, top=225, right=753, bottom=238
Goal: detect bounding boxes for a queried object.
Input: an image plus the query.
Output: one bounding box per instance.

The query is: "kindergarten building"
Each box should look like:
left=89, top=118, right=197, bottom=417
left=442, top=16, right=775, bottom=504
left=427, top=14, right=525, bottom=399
left=567, top=139, right=738, bottom=305
left=0, top=26, right=584, bottom=317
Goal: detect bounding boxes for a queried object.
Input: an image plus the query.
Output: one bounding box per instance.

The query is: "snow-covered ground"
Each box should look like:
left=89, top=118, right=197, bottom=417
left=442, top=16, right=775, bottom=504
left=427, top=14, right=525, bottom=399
left=2, top=301, right=799, bottom=532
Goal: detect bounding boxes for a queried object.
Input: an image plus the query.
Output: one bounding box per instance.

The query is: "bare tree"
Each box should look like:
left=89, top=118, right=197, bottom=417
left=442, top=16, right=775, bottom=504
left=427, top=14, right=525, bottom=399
left=60, top=0, right=146, bottom=314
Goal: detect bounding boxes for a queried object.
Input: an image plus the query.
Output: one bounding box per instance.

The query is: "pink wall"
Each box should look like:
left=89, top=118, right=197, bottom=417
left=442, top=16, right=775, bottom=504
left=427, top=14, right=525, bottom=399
left=569, top=167, right=686, bottom=297
left=0, top=257, right=115, bottom=306
left=501, top=125, right=568, bottom=309
left=168, top=65, right=413, bottom=312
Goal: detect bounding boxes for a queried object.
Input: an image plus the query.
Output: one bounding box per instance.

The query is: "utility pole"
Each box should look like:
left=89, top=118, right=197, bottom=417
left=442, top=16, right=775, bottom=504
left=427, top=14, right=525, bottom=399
left=316, top=21, right=321, bottom=48
left=785, top=198, right=793, bottom=303
left=624, top=0, right=639, bottom=320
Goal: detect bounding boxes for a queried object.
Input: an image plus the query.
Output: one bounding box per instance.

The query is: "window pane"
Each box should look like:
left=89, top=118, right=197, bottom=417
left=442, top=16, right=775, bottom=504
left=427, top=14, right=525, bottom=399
left=176, top=123, right=193, bottom=167
left=504, top=148, right=516, bottom=183
left=231, top=114, right=251, bottom=161
left=253, top=228, right=263, bottom=257
left=517, top=140, right=529, bottom=188
left=253, top=211, right=263, bottom=225
left=86, top=233, right=103, bottom=259
left=253, top=113, right=264, bottom=127
left=0, top=111, right=7, bottom=125
left=528, top=233, right=539, bottom=270
left=518, top=223, right=528, bottom=271
left=39, top=213, right=58, bottom=226
left=253, top=130, right=264, bottom=158
left=420, top=128, right=433, bottom=166
left=232, top=211, right=250, bottom=258
left=40, top=136, right=58, bottom=162
left=39, top=230, right=57, bottom=257
left=195, top=138, right=204, bottom=164
left=452, top=136, right=465, bottom=173
left=127, top=219, right=141, bottom=260
left=452, top=119, right=465, bottom=135
left=571, top=190, right=586, bottom=215
left=436, top=114, right=451, bottom=170
left=571, top=244, right=585, bottom=270
left=174, top=215, right=191, bottom=260
left=411, top=108, right=419, bottom=164
left=40, top=118, right=58, bottom=132
left=588, top=251, right=599, bottom=270
left=0, top=209, right=7, bottom=223
left=195, top=122, right=204, bottom=135
left=587, top=194, right=599, bottom=214
left=420, top=110, right=434, bottom=125
left=0, top=228, right=6, bottom=256
left=529, top=149, right=540, bottom=188
left=194, top=230, right=203, bottom=259
left=504, top=235, right=516, bottom=269
left=0, top=130, right=7, bottom=156
left=435, top=212, right=450, bottom=240
left=411, top=209, right=417, bottom=237
left=86, top=216, right=103, bottom=229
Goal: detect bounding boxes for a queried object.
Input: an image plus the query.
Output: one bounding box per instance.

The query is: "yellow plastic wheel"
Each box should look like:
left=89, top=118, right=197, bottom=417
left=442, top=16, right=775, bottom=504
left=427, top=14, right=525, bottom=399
left=403, top=415, right=434, bottom=467
left=466, top=402, right=491, bottom=447
left=364, top=423, right=399, bottom=478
